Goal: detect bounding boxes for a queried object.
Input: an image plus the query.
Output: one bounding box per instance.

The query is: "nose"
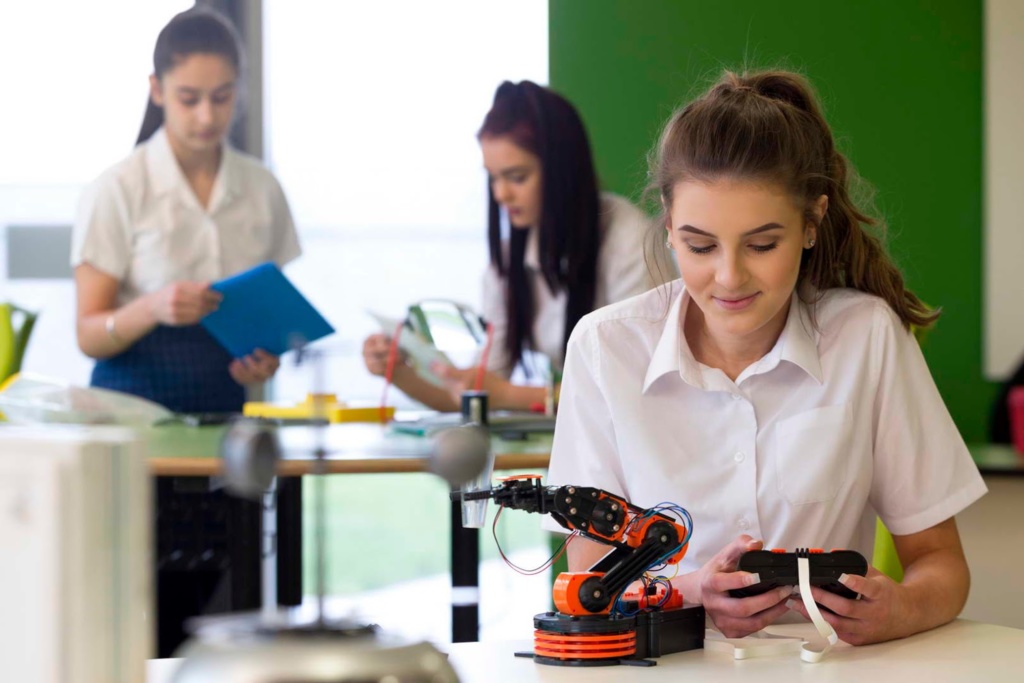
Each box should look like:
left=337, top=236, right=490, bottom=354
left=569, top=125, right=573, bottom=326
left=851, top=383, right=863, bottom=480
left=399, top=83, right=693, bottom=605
left=715, top=249, right=750, bottom=292
left=196, top=97, right=214, bottom=125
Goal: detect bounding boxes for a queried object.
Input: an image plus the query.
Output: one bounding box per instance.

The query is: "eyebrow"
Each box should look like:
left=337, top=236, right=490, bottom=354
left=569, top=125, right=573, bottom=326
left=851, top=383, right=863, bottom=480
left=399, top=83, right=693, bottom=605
left=175, top=82, right=235, bottom=96
left=487, top=165, right=532, bottom=178
left=678, top=222, right=785, bottom=238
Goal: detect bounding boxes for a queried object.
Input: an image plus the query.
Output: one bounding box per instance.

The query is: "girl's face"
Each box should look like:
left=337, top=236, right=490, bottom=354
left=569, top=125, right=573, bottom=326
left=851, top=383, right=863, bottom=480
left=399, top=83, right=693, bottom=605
left=665, top=178, right=825, bottom=350
left=480, top=135, right=543, bottom=229
left=150, top=53, right=237, bottom=157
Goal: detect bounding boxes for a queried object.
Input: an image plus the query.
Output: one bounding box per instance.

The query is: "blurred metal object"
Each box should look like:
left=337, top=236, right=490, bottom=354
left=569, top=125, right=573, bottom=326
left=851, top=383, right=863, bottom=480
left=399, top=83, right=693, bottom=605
left=220, top=418, right=281, bottom=500
left=171, top=620, right=458, bottom=682
left=176, top=348, right=462, bottom=682
left=429, top=424, right=491, bottom=488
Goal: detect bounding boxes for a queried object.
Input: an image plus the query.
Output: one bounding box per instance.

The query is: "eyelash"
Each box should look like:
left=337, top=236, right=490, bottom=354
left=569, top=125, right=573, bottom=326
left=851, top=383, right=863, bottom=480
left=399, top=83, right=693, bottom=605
left=685, top=243, right=779, bottom=255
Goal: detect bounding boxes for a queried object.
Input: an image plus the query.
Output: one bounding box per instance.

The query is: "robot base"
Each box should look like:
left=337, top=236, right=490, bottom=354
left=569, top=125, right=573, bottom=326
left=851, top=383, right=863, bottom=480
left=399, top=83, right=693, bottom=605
left=515, top=605, right=705, bottom=667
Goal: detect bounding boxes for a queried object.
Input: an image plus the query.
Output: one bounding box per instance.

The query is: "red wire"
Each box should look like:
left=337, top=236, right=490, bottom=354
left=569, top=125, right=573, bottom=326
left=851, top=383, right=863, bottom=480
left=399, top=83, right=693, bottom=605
left=379, top=320, right=404, bottom=424
left=492, top=506, right=577, bottom=576
left=474, top=322, right=495, bottom=392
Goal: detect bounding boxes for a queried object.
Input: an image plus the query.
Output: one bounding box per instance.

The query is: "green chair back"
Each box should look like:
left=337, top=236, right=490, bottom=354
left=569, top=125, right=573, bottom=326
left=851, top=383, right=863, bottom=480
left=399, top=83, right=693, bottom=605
left=0, top=303, right=38, bottom=384
left=873, top=518, right=904, bottom=582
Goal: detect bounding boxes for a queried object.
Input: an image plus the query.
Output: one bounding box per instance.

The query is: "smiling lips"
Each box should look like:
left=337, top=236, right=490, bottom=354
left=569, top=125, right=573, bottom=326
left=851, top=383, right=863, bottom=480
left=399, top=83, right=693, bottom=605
left=713, top=292, right=760, bottom=311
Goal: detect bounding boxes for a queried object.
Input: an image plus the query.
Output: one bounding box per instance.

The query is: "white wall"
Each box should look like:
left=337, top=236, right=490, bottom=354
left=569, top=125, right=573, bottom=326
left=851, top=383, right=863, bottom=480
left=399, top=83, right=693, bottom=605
left=984, top=0, right=1024, bottom=378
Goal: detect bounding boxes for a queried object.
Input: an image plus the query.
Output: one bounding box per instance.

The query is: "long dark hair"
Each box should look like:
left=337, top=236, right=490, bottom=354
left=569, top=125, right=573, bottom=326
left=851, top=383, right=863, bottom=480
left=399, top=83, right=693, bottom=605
left=478, top=81, right=601, bottom=371
left=136, top=7, right=243, bottom=145
left=650, top=70, right=937, bottom=330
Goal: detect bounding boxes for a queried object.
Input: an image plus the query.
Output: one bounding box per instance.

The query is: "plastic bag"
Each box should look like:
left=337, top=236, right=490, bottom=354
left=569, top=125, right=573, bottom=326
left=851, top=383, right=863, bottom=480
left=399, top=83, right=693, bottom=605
left=0, top=373, right=173, bottom=427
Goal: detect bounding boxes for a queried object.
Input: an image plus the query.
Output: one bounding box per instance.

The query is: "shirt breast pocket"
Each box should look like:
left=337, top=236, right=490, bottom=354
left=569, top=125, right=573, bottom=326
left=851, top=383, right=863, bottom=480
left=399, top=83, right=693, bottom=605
left=775, top=403, right=852, bottom=505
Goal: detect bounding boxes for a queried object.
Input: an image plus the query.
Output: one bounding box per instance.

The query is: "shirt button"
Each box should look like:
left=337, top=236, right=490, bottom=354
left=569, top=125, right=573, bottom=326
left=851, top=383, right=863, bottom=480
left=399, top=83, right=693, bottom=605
left=734, top=452, right=745, bottom=463
left=732, top=393, right=741, bottom=400
left=738, top=518, right=750, bottom=530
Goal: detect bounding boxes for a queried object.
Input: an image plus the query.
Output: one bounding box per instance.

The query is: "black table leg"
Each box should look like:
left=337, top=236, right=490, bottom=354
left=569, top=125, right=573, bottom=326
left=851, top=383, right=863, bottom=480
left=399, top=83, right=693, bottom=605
left=450, top=497, right=480, bottom=642
left=276, top=476, right=303, bottom=606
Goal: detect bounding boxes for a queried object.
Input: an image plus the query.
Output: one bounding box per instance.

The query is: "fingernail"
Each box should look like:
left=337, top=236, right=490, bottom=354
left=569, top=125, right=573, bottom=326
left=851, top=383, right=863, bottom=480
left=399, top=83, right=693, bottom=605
left=745, top=573, right=761, bottom=586
left=785, top=599, right=798, bottom=610
left=838, top=573, right=851, bottom=585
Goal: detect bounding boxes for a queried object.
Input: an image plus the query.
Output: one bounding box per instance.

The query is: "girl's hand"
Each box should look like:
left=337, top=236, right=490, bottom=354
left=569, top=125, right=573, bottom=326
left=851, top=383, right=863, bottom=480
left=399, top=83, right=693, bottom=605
left=786, top=567, right=904, bottom=645
left=363, top=334, right=395, bottom=377
left=152, top=281, right=221, bottom=325
left=229, top=348, right=280, bottom=385
left=699, top=535, right=795, bottom=638
left=432, top=363, right=513, bottom=409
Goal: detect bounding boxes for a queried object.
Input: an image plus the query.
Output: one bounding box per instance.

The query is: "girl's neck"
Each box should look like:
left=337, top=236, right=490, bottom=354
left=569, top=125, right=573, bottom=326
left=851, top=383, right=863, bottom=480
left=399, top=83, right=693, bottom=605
left=683, top=297, right=791, bottom=382
left=166, top=134, right=221, bottom=180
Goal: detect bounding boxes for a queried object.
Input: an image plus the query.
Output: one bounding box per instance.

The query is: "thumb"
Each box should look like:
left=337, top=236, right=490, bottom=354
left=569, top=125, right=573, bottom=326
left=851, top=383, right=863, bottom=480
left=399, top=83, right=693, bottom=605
left=715, top=535, right=763, bottom=572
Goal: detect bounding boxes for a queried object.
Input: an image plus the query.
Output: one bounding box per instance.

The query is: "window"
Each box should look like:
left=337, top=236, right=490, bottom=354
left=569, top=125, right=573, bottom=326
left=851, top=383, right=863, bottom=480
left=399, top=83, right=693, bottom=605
left=265, top=2, right=551, bottom=639
left=0, top=1, right=192, bottom=382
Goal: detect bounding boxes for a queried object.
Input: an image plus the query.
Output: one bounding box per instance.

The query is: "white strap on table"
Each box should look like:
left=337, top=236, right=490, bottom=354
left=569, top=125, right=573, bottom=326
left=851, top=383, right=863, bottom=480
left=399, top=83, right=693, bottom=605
left=797, top=556, right=839, bottom=662
left=705, top=557, right=839, bottom=663
left=704, top=630, right=803, bottom=659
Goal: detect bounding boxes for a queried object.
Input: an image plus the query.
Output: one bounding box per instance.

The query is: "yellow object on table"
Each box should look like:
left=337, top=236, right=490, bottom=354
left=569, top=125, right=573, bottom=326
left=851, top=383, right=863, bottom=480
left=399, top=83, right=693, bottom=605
left=243, top=394, right=395, bottom=423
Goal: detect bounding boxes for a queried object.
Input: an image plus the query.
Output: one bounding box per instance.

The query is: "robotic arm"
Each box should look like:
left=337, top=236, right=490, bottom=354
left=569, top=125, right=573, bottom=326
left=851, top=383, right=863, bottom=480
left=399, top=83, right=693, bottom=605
left=458, top=475, right=691, bottom=616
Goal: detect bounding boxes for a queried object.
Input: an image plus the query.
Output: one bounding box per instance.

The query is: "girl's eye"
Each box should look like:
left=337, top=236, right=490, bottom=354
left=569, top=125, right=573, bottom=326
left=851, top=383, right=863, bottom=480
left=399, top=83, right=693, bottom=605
left=751, top=242, right=779, bottom=253
left=685, top=243, right=715, bottom=255
left=179, top=98, right=199, bottom=107
left=509, top=175, right=527, bottom=184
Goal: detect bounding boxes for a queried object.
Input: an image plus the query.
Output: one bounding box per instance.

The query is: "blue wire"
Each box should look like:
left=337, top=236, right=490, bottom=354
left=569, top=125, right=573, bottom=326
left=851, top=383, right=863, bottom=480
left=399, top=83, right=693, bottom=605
left=609, top=501, right=695, bottom=615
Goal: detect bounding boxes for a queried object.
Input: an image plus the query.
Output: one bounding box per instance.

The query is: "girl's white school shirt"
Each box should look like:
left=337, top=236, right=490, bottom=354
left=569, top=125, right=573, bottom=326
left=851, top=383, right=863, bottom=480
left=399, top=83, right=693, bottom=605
left=545, top=280, right=987, bottom=574
left=72, top=127, right=301, bottom=305
left=480, top=193, right=677, bottom=378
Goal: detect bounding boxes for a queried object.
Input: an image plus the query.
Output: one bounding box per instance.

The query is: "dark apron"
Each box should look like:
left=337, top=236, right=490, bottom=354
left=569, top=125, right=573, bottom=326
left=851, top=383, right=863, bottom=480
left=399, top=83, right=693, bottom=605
left=91, top=324, right=244, bottom=413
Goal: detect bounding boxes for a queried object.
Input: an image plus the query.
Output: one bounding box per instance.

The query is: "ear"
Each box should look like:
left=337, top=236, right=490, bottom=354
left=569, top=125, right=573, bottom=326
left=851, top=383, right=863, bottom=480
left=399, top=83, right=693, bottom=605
left=149, top=74, right=164, bottom=108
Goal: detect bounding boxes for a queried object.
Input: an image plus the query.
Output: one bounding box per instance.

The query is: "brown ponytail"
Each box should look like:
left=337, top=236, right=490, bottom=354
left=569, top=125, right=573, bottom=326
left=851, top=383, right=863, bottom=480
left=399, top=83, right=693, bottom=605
left=650, top=70, right=938, bottom=330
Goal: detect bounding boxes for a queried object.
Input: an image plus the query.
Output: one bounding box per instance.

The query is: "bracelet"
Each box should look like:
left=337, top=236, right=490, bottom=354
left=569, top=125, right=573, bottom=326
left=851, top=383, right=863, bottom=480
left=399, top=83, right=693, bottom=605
left=105, top=313, right=124, bottom=344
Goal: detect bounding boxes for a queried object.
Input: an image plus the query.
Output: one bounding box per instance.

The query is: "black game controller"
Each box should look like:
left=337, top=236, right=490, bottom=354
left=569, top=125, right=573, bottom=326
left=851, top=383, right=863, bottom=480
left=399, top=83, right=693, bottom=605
left=728, top=548, right=868, bottom=600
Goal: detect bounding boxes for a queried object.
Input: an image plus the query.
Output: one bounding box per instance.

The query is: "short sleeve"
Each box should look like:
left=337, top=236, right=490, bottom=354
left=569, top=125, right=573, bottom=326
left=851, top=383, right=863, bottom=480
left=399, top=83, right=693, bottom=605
left=869, top=305, right=987, bottom=535
left=542, top=321, right=629, bottom=532
left=71, top=172, right=133, bottom=279
left=481, top=265, right=513, bottom=378
left=268, top=175, right=302, bottom=267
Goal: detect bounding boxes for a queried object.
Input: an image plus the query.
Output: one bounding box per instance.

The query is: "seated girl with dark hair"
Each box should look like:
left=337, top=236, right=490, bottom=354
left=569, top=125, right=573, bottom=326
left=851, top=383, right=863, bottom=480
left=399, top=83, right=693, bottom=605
left=363, top=80, right=675, bottom=411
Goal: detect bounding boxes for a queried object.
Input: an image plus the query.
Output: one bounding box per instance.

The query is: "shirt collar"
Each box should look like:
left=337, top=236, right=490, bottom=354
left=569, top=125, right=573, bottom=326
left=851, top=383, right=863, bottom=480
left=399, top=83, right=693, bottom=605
left=642, top=288, right=823, bottom=394
left=144, top=127, right=181, bottom=198
left=144, top=127, right=240, bottom=211
left=776, top=292, right=823, bottom=384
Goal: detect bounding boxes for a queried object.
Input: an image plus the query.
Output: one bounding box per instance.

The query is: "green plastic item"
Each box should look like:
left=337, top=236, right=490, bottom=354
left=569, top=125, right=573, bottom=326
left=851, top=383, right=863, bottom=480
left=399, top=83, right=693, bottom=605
left=0, top=303, right=38, bottom=384
left=873, top=517, right=904, bottom=582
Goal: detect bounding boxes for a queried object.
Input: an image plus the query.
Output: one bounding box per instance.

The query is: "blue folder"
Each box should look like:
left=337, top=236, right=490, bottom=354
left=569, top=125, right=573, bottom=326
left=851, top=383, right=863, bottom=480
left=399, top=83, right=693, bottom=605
left=201, top=262, right=335, bottom=358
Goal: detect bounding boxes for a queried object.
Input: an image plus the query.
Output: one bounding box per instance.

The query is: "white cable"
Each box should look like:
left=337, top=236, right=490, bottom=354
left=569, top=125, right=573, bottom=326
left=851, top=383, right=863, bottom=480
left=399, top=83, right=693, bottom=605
left=704, top=557, right=839, bottom=662
left=704, top=630, right=803, bottom=659
left=797, top=556, right=838, bottom=662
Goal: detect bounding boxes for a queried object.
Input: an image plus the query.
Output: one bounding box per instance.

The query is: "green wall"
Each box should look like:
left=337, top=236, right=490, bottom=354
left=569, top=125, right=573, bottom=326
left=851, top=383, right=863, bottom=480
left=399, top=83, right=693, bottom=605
left=549, top=0, right=996, bottom=442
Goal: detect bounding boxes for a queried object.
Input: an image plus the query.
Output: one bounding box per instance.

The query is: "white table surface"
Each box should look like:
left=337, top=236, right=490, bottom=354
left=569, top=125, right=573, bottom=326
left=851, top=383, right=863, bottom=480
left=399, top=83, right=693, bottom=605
left=148, top=619, right=1024, bottom=683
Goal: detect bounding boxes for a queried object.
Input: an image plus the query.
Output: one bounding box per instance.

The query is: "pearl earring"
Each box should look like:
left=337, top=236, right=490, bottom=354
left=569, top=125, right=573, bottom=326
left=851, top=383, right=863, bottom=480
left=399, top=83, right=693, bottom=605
left=807, top=239, right=816, bottom=248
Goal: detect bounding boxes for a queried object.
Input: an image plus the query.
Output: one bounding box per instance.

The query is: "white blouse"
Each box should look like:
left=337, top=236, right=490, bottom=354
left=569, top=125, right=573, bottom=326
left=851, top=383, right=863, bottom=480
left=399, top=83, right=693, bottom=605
left=481, top=193, right=676, bottom=377
left=72, top=127, right=301, bottom=304
left=545, top=281, right=987, bottom=574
